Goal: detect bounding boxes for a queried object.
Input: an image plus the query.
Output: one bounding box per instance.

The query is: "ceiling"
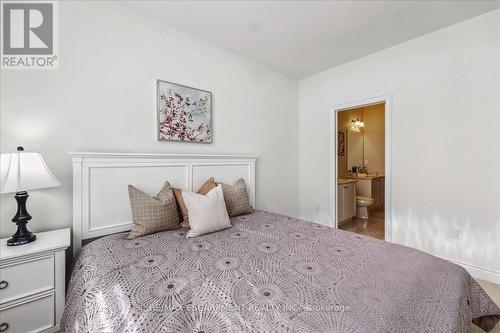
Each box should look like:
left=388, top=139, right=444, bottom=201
left=121, top=1, right=500, bottom=78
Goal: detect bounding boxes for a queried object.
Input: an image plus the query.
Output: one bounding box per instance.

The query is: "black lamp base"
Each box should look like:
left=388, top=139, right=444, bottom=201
left=7, top=233, right=36, bottom=246
left=7, top=191, right=36, bottom=247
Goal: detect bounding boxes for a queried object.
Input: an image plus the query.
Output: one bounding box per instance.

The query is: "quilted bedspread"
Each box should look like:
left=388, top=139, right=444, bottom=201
left=62, top=211, right=500, bottom=332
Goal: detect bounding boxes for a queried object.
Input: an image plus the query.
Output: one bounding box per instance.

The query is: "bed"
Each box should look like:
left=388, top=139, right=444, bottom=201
left=62, top=153, right=500, bottom=332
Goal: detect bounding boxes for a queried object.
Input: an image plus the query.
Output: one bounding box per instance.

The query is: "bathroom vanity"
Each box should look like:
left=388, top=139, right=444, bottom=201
left=337, top=179, right=357, bottom=223
left=351, top=176, right=385, bottom=208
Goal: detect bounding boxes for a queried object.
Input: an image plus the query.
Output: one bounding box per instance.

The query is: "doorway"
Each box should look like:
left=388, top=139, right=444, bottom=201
left=330, top=95, right=392, bottom=241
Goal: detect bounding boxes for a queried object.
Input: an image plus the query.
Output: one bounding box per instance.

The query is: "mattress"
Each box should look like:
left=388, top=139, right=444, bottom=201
left=62, top=211, right=500, bottom=332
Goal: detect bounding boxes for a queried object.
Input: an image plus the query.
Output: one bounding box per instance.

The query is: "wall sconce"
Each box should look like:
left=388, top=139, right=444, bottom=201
left=350, top=118, right=365, bottom=131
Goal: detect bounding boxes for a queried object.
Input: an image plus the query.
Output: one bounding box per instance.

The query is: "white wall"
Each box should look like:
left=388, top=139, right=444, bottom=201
left=299, top=9, right=500, bottom=274
left=0, top=1, right=299, bottom=237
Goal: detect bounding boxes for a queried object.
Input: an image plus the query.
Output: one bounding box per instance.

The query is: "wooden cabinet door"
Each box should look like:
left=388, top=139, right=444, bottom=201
left=377, top=178, right=385, bottom=206
left=345, top=184, right=356, bottom=219
left=371, top=179, right=379, bottom=207
left=337, top=184, right=345, bottom=222
left=348, top=184, right=356, bottom=217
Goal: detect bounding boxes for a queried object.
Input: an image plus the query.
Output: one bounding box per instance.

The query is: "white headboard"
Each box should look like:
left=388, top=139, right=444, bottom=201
left=71, top=152, right=257, bottom=256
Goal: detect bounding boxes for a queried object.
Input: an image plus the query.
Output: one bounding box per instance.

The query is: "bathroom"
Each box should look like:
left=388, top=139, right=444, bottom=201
left=337, top=103, right=385, bottom=239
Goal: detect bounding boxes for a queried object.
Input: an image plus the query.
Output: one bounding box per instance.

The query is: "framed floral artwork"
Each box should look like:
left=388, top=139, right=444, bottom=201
left=338, top=131, right=345, bottom=156
left=157, top=80, right=212, bottom=142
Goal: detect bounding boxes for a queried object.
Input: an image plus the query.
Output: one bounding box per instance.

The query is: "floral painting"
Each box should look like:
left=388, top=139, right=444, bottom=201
left=157, top=80, right=211, bottom=142
left=338, top=131, right=345, bottom=156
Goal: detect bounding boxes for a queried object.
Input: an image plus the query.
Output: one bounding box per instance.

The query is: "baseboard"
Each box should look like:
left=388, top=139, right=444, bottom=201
left=43, top=324, right=60, bottom=333
left=448, top=259, right=500, bottom=285
left=337, top=218, right=352, bottom=227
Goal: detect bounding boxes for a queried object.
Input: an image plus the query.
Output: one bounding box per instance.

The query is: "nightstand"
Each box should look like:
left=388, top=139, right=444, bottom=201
left=0, top=229, right=70, bottom=333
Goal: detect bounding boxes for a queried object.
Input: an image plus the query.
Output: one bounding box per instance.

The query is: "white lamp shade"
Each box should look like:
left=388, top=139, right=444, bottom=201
left=1, top=151, right=61, bottom=194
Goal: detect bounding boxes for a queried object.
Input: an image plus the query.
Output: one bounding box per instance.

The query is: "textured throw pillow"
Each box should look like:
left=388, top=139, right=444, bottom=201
left=220, top=178, right=254, bottom=217
left=183, top=185, right=231, bottom=238
left=173, top=177, right=216, bottom=228
left=127, top=182, right=179, bottom=239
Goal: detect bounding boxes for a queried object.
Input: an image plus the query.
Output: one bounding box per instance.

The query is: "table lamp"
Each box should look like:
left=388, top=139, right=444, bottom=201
left=0, top=147, right=61, bottom=246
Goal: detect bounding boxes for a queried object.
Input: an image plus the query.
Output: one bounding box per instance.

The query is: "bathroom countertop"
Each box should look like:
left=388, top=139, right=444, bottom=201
left=345, top=175, right=385, bottom=180
left=338, top=179, right=358, bottom=185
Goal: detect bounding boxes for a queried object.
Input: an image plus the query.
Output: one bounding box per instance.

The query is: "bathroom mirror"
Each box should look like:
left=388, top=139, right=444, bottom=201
left=337, top=103, right=385, bottom=177
left=347, top=130, right=364, bottom=172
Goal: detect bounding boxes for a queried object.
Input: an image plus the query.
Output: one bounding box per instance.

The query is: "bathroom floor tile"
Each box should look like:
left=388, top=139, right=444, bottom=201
left=339, top=207, right=385, bottom=240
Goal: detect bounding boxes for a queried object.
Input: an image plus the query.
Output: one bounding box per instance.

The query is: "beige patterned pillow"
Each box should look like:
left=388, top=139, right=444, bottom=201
left=183, top=185, right=231, bottom=238
left=220, top=178, right=254, bottom=217
left=127, top=182, right=179, bottom=239
left=173, top=177, right=216, bottom=228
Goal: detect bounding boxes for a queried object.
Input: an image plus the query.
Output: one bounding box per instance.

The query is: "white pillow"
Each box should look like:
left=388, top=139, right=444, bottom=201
left=183, top=184, right=232, bottom=238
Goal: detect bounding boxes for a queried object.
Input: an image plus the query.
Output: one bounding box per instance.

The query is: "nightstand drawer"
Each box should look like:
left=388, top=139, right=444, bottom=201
left=0, top=293, right=54, bottom=333
left=0, top=255, right=54, bottom=304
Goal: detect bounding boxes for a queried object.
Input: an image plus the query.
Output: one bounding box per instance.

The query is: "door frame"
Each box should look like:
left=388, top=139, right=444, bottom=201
left=329, top=94, right=393, bottom=241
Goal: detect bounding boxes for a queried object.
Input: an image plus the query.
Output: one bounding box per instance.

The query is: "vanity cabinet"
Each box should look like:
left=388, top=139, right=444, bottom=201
left=374, top=177, right=385, bottom=207
left=338, top=182, right=356, bottom=223
left=355, top=177, right=385, bottom=208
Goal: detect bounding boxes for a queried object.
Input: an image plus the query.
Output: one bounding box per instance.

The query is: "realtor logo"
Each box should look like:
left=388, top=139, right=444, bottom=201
left=1, top=1, right=58, bottom=69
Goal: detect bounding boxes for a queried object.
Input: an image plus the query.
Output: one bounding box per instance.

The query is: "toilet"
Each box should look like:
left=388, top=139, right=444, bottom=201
left=356, top=196, right=374, bottom=219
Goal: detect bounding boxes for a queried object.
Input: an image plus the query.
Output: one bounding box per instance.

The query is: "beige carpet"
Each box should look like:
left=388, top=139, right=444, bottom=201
left=472, top=280, right=500, bottom=332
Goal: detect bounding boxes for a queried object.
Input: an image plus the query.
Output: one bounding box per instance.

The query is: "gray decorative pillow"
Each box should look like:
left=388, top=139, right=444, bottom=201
left=127, top=182, right=179, bottom=239
left=220, top=178, right=254, bottom=217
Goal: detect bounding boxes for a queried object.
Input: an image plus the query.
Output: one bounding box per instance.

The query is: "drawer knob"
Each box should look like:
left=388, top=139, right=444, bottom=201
left=0, top=322, right=8, bottom=332
left=0, top=281, right=7, bottom=289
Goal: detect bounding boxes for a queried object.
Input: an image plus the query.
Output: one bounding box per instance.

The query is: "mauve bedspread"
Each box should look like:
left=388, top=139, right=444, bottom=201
left=62, top=211, right=500, bottom=332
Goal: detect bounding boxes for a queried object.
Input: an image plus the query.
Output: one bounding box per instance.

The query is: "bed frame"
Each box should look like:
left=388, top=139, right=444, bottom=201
left=70, top=152, right=257, bottom=256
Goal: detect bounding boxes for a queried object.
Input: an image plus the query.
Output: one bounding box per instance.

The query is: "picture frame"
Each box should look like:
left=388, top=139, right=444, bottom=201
left=338, top=131, right=345, bottom=156
left=156, top=79, right=212, bottom=143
